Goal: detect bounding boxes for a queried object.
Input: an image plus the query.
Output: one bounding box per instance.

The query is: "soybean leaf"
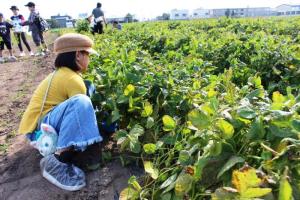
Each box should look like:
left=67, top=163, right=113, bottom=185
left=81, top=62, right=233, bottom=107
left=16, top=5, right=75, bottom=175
left=216, top=119, right=234, bottom=139
left=246, top=89, right=264, bottom=100
left=217, top=156, right=245, bottom=179
left=291, top=119, right=300, bottom=132
left=178, top=150, right=191, bottom=166
left=237, top=107, right=256, bottom=119
left=144, top=161, right=159, bottom=179
left=141, top=102, right=153, bottom=117
left=160, top=174, right=177, bottom=189
left=279, top=168, right=292, bottom=200
left=146, top=117, right=155, bottom=129
left=175, top=173, right=193, bottom=197
left=143, top=143, right=157, bottom=154
left=188, top=109, right=210, bottom=130
left=124, top=84, right=135, bottom=96
left=162, top=115, right=176, bottom=131
left=247, top=117, right=265, bottom=140
left=119, top=187, right=139, bottom=200
left=129, top=124, right=145, bottom=136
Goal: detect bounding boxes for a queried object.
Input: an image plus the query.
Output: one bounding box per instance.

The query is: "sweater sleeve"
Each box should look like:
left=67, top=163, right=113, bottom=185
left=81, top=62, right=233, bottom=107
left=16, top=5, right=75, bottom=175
left=64, top=75, right=87, bottom=98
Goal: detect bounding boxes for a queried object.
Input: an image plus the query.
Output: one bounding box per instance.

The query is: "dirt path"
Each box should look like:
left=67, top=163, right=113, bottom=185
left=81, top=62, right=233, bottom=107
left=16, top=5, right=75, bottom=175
left=0, top=34, right=136, bottom=200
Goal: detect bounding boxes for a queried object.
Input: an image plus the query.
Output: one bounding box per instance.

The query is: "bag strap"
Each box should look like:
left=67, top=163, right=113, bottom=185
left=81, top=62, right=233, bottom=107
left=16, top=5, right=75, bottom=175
left=38, top=70, right=57, bottom=122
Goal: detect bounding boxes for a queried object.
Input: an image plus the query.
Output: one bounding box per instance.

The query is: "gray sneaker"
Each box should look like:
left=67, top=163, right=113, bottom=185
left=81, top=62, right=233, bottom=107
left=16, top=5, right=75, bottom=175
left=40, top=154, right=86, bottom=191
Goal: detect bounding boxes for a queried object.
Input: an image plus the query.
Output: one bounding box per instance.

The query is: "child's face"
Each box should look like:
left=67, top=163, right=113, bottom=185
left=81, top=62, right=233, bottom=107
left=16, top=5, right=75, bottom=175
left=12, top=10, right=18, bottom=15
left=29, top=7, right=35, bottom=12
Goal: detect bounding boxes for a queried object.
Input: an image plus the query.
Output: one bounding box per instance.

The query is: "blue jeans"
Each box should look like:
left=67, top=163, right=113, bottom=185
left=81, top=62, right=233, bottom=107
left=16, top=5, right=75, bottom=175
left=29, top=94, right=103, bottom=151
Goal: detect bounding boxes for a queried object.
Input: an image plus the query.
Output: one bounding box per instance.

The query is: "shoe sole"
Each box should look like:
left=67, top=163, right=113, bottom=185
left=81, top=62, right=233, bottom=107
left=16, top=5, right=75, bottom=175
left=42, top=170, right=86, bottom=191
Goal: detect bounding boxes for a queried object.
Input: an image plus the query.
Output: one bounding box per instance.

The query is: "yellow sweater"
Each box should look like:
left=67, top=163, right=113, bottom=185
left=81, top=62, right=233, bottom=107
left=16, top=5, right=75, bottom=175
left=18, top=67, right=87, bottom=134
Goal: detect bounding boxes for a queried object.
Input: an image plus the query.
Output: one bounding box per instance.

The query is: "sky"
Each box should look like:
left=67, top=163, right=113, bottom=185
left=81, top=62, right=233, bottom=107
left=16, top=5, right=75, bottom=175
left=1, top=0, right=300, bottom=20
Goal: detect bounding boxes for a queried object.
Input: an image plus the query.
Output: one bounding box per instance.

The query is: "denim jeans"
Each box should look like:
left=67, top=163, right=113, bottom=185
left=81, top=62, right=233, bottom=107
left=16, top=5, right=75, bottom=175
left=42, top=94, right=103, bottom=151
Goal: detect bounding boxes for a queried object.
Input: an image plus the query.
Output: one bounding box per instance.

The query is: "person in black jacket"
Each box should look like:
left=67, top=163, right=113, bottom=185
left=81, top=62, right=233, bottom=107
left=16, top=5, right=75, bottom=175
left=0, top=13, right=17, bottom=63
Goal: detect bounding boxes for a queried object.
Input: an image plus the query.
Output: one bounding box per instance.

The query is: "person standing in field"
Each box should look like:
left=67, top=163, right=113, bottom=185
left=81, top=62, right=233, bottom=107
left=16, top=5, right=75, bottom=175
left=89, top=2, right=107, bottom=35
left=0, top=13, right=17, bottom=63
left=24, top=2, right=49, bottom=56
left=10, top=5, right=34, bottom=57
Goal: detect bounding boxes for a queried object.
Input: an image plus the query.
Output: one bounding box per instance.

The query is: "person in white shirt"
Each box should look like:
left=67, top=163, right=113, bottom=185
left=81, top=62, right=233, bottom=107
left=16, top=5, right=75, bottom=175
left=10, top=5, right=33, bottom=57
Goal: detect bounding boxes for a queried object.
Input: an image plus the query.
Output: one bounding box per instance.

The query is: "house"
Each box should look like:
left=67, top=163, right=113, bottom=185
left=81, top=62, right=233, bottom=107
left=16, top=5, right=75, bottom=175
left=170, top=9, right=189, bottom=20
left=191, top=8, right=211, bottom=19
left=51, top=15, right=73, bottom=28
left=78, top=13, right=89, bottom=19
left=276, top=4, right=300, bottom=16
left=211, top=7, right=272, bottom=18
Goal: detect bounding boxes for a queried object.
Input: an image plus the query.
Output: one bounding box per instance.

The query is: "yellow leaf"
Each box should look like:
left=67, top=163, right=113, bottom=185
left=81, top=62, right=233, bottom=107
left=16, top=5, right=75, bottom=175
left=241, top=188, right=272, bottom=198
left=119, top=187, right=139, bottom=200
left=141, top=102, right=153, bottom=117
left=279, top=168, right=293, bottom=200
left=124, top=84, right=135, bottom=96
left=144, top=161, right=159, bottom=179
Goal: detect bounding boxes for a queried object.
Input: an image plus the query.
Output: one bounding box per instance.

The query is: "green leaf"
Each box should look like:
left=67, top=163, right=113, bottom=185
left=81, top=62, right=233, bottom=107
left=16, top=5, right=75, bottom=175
left=178, top=150, right=191, bottom=166
left=128, top=176, right=142, bottom=191
left=279, top=168, right=293, bottom=200
left=111, top=109, right=120, bottom=123
left=217, top=156, right=245, bottom=179
left=245, top=89, right=264, bottom=100
left=160, top=174, right=177, bottom=189
left=194, top=157, right=209, bottom=181
left=141, top=102, right=153, bottom=117
left=175, top=173, right=193, bottom=197
left=124, top=84, right=135, bottom=96
left=143, top=143, right=157, bottom=154
left=269, top=125, right=296, bottom=138
left=291, top=119, right=300, bottom=132
left=162, top=115, right=176, bottom=131
left=271, top=110, right=293, bottom=128
left=129, top=138, right=141, bottom=153
left=160, top=193, right=172, bottom=200
left=204, top=140, right=222, bottom=156
left=129, top=124, right=145, bottom=136
left=188, top=109, right=210, bottom=130
left=247, top=117, right=265, bottom=140
left=144, top=161, right=159, bottom=179
left=146, top=117, right=155, bottom=129
left=216, top=119, right=234, bottom=139
left=237, top=107, right=256, bottom=119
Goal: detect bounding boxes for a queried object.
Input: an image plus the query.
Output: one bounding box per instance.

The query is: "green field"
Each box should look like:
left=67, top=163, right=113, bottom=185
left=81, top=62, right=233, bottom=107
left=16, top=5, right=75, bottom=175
left=83, top=17, right=300, bottom=199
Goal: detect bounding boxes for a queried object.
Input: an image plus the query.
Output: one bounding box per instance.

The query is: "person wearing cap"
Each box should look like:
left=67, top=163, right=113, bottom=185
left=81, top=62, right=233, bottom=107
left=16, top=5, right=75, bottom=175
left=113, top=21, right=122, bottom=30
left=0, top=13, right=17, bottom=63
left=18, top=33, right=104, bottom=191
left=24, top=2, right=48, bottom=56
left=10, top=5, right=34, bottom=57
left=88, top=2, right=107, bottom=35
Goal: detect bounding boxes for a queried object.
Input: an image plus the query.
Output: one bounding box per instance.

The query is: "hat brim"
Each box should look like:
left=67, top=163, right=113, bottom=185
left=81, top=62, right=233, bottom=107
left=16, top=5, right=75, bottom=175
left=10, top=8, right=19, bottom=10
left=54, top=47, right=99, bottom=56
left=86, top=48, right=99, bottom=56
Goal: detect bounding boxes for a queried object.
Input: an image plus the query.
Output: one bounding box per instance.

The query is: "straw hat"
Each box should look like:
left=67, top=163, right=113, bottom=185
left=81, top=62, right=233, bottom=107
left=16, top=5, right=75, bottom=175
left=54, top=33, right=98, bottom=55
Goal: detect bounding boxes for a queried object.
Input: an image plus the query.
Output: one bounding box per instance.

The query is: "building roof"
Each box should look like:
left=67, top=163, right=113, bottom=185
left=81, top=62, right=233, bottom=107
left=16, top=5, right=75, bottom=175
left=212, top=7, right=270, bottom=11
left=276, top=4, right=300, bottom=8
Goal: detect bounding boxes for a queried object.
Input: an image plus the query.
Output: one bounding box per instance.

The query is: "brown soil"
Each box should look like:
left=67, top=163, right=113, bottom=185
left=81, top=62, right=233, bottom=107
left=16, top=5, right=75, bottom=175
left=0, top=33, right=135, bottom=200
